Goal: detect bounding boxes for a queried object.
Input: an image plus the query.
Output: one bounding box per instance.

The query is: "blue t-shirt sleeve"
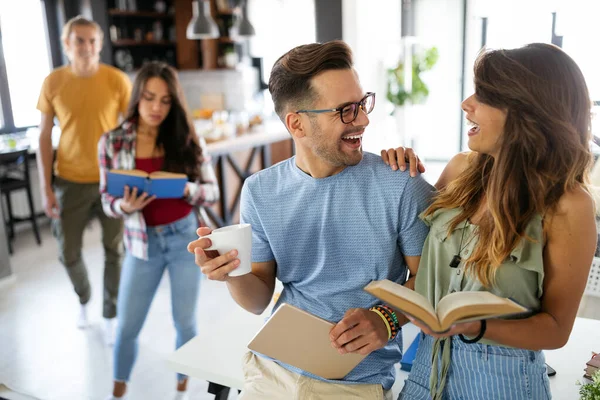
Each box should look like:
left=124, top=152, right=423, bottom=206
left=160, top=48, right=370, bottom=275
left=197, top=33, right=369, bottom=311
left=397, top=176, right=435, bottom=256
left=240, top=179, right=274, bottom=262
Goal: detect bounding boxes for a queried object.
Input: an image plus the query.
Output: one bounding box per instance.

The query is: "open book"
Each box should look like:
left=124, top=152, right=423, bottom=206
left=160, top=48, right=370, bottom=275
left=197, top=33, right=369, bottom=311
left=107, top=169, right=188, bottom=199
left=364, top=280, right=529, bottom=333
left=247, top=303, right=366, bottom=379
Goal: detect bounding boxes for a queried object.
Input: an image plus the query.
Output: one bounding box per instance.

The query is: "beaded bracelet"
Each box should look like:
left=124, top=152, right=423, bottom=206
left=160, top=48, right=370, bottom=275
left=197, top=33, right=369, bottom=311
left=370, top=308, right=392, bottom=339
left=378, top=305, right=400, bottom=339
left=370, top=305, right=399, bottom=340
left=377, top=306, right=399, bottom=339
left=380, top=305, right=400, bottom=328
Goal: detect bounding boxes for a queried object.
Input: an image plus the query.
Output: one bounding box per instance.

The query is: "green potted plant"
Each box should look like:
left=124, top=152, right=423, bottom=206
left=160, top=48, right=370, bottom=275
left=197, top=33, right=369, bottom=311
left=579, top=370, right=600, bottom=400
left=385, top=46, right=438, bottom=146
left=386, top=46, right=439, bottom=110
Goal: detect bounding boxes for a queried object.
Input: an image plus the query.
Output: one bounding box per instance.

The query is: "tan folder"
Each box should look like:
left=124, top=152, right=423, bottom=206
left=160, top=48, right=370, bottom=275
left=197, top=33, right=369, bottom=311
left=247, top=303, right=367, bottom=379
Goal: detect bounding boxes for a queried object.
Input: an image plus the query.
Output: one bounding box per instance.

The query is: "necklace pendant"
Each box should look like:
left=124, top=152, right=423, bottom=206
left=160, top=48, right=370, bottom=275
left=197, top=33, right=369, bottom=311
left=449, top=254, right=461, bottom=268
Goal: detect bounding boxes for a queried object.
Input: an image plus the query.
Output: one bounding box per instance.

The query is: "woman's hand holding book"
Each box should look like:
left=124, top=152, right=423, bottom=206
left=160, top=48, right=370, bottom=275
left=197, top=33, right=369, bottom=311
left=405, top=314, right=482, bottom=340
left=119, top=185, right=156, bottom=214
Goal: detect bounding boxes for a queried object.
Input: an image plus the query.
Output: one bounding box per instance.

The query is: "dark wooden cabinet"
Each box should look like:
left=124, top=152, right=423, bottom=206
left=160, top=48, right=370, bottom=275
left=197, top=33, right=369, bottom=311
left=201, top=0, right=244, bottom=70
left=103, top=0, right=178, bottom=70
left=98, top=0, right=245, bottom=71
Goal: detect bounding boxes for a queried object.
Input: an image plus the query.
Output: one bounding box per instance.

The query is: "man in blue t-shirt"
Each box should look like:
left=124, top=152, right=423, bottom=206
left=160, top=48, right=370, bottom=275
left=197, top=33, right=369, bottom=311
left=188, top=40, right=434, bottom=399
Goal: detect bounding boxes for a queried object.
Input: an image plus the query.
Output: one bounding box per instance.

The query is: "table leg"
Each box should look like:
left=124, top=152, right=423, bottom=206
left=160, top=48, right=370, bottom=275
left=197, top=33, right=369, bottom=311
left=260, top=143, right=271, bottom=168
left=217, top=156, right=230, bottom=226
left=208, top=382, right=231, bottom=400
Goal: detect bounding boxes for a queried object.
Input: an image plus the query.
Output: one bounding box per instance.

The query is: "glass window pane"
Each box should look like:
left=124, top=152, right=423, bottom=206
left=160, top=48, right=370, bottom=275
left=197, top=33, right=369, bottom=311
left=0, top=0, right=51, bottom=128
left=246, top=0, right=316, bottom=116
left=247, top=0, right=316, bottom=85
left=559, top=3, right=600, bottom=100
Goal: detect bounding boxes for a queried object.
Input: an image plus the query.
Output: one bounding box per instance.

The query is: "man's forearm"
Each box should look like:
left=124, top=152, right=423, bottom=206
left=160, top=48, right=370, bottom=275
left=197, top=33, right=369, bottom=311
left=37, top=133, right=54, bottom=192
left=226, top=274, right=275, bottom=315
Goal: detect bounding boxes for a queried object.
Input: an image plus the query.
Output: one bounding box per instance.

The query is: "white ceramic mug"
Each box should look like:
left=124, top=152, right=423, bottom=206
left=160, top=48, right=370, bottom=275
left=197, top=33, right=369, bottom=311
left=201, top=223, right=252, bottom=277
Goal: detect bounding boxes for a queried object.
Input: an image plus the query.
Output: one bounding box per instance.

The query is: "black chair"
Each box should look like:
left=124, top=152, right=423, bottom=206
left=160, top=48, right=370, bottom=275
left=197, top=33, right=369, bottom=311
left=0, top=148, right=41, bottom=254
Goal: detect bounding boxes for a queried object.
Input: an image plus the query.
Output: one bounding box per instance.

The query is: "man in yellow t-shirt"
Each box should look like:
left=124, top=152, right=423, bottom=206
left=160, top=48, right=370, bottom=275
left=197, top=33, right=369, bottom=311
left=36, top=16, right=131, bottom=343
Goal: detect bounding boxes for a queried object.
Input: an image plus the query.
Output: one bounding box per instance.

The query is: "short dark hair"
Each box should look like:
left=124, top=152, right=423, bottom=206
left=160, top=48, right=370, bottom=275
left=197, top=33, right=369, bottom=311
left=268, top=40, right=354, bottom=121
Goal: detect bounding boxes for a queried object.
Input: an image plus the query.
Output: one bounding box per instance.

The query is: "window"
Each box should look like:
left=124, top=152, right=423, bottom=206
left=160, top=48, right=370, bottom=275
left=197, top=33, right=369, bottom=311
left=0, top=0, right=52, bottom=133
left=465, top=0, right=600, bottom=149
left=246, top=0, right=316, bottom=115
left=559, top=4, right=600, bottom=101
left=558, top=3, right=600, bottom=140
left=247, top=0, right=316, bottom=85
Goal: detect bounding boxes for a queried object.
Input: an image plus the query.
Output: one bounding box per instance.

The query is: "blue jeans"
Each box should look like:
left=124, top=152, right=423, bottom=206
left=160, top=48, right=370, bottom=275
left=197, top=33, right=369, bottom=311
left=399, top=334, right=551, bottom=400
left=113, top=212, right=200, bottom=382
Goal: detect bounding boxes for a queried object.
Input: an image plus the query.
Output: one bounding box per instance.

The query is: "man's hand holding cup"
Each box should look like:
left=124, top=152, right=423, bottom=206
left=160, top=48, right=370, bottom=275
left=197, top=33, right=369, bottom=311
left=187, top=223, right=252, bottom=281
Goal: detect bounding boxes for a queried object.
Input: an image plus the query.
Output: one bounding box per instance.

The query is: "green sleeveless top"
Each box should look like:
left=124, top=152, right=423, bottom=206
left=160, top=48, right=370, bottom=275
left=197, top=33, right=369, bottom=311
left=415, top=208, right=545, bottom=399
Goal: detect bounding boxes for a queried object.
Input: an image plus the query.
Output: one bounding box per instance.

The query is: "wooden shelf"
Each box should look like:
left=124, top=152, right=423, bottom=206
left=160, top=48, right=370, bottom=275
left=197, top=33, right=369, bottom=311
left=219, top=37, right=235, bottom=44
left=107, top=9, right=172, bottom=18
left=112, top=39, right=176, bottom=47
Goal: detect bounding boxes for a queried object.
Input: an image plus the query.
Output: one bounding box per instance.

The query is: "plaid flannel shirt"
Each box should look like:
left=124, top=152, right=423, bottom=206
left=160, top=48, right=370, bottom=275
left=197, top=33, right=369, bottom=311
left=98, top=120, right=219, bottom=260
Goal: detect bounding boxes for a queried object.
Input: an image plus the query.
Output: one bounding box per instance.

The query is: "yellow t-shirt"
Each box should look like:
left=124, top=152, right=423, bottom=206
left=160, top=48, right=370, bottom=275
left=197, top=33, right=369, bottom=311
left=37, top=64, right=132, bottom=183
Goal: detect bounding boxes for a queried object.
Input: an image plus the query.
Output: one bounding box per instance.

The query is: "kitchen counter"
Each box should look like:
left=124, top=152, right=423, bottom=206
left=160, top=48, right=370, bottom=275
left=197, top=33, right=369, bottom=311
left=204, top=120, right=291, bottom=157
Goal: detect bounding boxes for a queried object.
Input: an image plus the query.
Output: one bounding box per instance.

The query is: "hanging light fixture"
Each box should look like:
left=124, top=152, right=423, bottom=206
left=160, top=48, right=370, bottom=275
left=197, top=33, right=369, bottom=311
left=186, top=0, right=219, bottom=40
left=230, top=0, right=255, bottom=38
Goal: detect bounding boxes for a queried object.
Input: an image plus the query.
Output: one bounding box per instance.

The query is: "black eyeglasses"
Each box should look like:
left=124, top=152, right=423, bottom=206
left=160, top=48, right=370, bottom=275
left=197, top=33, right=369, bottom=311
left=296, top=92, right=376, bottom=124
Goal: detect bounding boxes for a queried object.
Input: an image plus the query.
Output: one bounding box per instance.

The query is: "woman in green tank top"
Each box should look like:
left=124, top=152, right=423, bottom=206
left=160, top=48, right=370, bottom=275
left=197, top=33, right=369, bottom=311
left=382, top=43, right=596, bottom=399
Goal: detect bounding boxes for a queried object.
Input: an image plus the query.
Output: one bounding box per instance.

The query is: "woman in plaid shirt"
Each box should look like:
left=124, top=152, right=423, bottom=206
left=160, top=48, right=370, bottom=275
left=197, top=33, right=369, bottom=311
left=98, top=61, right=219, bottom=400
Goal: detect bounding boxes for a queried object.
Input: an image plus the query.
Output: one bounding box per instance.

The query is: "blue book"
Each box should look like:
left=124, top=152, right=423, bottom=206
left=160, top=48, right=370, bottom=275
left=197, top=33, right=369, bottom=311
left=106, top=169, right=188, bottom=199
left=400, top=333, right=420, bottom=372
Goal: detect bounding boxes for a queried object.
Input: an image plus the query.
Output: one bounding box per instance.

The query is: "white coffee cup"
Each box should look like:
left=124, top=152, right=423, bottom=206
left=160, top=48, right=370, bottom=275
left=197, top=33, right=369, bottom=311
left=201, top=223, right=252, bottom=277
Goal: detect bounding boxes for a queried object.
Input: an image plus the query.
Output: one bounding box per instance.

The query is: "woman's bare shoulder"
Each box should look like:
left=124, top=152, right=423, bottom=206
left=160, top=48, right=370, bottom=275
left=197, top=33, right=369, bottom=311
left=547, top=185, right=596, bottom=235
left=435, top=152, right=472, bottom=190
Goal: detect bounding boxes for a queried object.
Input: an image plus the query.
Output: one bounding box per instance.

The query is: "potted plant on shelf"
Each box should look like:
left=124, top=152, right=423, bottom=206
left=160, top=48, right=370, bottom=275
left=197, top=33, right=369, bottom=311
left=386, top=46, right=439, bottom=146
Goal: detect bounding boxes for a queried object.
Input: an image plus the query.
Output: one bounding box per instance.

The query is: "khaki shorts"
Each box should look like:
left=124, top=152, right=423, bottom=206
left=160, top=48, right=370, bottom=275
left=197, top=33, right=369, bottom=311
left=239, top=351, right=393, bottom=400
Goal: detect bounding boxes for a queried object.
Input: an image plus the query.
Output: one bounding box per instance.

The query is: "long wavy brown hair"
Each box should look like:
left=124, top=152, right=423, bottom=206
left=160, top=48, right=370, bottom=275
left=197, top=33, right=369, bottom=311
left=123, top=61, right=203, bottom=181
left=425, top=43, right=592, bottom=287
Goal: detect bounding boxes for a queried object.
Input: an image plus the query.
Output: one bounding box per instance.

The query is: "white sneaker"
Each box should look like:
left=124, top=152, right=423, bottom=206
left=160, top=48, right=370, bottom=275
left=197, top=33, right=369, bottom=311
left=104, top=318, right=117, bottom=346
left=77, top=304, right=89, bottom=329
left=173, top=391, right=188, bottom=400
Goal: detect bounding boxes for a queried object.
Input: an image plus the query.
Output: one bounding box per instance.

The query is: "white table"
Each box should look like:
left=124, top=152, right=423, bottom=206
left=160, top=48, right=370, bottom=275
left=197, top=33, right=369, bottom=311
left=167, top=283, right=599, bottom=399
left=545, top=317, right=600, bottom=399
